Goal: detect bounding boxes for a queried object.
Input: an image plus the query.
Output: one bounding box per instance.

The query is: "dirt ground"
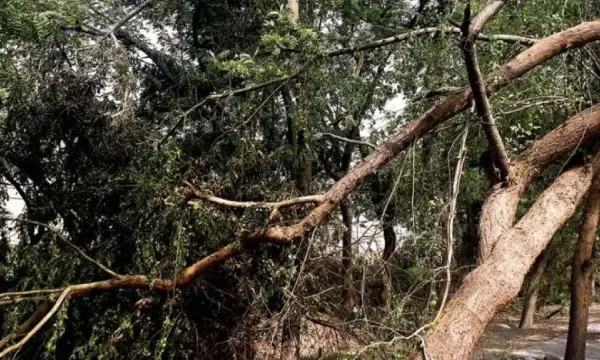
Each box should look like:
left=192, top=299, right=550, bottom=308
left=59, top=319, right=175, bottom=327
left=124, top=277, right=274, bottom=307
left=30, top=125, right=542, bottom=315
left=473, top=304, right=600, bottom=359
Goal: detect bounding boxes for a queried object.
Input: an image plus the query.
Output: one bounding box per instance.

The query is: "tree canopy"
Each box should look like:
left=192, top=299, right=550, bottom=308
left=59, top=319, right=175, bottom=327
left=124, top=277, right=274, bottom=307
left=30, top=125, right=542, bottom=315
left=2, top=0, right=600, bottom=359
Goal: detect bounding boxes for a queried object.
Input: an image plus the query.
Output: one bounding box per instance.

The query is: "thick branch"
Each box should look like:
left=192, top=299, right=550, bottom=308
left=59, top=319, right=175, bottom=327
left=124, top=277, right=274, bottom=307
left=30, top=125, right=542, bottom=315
left=421, top=165, right=594, bottom=360
left=0, top=301, right=50, bottom=348
left=478, top=103, right=600, bottom=262
left=62, top=25, right=176, bottom=81
left=460, top=2, right=512, bottom=182
left=469, top=1, right=506, bottom=36
left=565, top=155, right=600, bottom=359
left=0, top=159, right=33, bottom=209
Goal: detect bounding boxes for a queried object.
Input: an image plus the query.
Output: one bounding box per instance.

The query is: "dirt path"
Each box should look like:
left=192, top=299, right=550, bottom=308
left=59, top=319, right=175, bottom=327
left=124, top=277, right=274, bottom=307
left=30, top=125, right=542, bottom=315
left=473, top=304, right=600, bottom=359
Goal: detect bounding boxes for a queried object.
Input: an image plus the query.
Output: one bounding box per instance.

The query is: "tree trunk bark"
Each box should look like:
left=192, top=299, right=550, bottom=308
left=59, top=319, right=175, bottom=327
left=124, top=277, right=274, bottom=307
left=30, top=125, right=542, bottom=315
left=415, top=166, right=593, bottom=360
left=284, top=0, right=299, bottom=22
left=519, top=238, right=556, bottom=328
left=478, top=104, right=600, bottom=263
left=340, top=201, right=355, bottom=309
left=564, top=165, right=600, bottom=360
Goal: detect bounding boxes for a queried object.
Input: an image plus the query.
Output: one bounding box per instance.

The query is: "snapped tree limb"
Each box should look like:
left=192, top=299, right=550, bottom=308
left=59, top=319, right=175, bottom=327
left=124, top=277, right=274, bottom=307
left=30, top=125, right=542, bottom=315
left=460, top=1, right=512, bottom=182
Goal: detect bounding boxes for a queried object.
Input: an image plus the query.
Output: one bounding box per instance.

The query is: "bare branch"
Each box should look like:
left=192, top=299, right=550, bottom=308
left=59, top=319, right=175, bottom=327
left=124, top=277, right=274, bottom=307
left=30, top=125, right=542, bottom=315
left=0, top=288, right=71, bottom=358
left=2, top=217, right=122, bottom=279
left=469, top=1, right=506, bottom=36
left=0, top=296, right=50, bottom=307
left=0, top=289, right=66, bottom=302
left=460, top=2, right=512, bottom=182
left=183, top=181, right=323, bottom=220
left=436, top=124, right=469, bottom=322
left=325, top=26, right=535, bottom=57
left=322, top=132, right=377, bottom=149
left=107, top=0, right=154, bottom=35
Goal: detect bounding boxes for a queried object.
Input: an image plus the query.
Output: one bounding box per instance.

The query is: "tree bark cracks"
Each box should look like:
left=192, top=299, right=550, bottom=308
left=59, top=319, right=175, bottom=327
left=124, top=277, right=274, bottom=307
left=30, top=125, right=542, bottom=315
left=419, top=166, right=593, bottom=360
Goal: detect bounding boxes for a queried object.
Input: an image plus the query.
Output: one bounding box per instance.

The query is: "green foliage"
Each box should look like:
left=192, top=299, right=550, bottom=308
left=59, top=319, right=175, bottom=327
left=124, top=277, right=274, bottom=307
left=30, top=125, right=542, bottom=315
left=1, top=0, right=600, bottom=358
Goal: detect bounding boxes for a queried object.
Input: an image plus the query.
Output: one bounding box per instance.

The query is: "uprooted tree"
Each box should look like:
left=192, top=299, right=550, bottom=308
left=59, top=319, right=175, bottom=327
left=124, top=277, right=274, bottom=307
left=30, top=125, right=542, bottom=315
left=2, top=0, right=600, bottom=359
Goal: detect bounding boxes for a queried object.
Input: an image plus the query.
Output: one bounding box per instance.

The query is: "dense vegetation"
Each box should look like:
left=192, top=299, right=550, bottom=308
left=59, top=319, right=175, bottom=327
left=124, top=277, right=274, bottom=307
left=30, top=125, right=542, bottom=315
left=2, top=0, right=600, bottom=359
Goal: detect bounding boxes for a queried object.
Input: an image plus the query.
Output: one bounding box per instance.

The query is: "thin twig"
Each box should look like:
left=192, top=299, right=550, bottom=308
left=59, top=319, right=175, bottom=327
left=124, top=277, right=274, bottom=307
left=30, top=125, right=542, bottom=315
left=0, top=288, right=66, bottom=300
left=322, top=133, right=377, bottom=149
left=2, top=217, right=122, bottom=279
left=0, top=296, right=50, bottom=306
left=435, top=123, right=469, bottom=323
left=0, top=288, right=71, bottom=358
left=325, top=26, right=535, bottom=57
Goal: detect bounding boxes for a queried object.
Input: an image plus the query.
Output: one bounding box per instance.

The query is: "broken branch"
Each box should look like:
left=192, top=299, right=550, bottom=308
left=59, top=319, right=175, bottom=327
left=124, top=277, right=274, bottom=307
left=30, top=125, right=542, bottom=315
left=1, top=22, right=599, bottom=339
left=460, top=2, right=512, bottom=182
left=0, top=288, right=71, bottom=359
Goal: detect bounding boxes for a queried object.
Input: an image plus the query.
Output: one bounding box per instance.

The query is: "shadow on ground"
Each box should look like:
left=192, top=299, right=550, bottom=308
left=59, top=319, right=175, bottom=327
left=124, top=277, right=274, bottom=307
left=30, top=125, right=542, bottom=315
left=474, top=304, right=600, bottom=359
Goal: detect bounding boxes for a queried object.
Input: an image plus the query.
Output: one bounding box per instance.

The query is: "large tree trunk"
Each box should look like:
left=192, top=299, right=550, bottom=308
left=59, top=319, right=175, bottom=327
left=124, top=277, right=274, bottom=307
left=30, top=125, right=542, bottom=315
left=416, top=166, right=593, bottom=360
left=564, top=166, right=600, bottom=360
left=519, top=238, right=556, bottom=328
left=478, top=104, right=600, bottom=263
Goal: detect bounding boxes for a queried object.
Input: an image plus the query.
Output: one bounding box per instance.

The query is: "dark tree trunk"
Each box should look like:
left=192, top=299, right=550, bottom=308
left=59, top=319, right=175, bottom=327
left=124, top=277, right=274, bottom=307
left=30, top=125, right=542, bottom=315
left=340, top=201, right=355, bottom=309
left=381, top=210, right=396, bottom=309
left=519, top=238, right=556, bottom=328
left=564, top=167, right=600, bottom=360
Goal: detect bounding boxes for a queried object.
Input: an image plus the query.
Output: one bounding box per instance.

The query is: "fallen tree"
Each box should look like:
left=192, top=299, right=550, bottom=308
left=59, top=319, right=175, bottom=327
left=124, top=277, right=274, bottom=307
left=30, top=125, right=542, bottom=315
left=4, top=16, right=600, bottom=360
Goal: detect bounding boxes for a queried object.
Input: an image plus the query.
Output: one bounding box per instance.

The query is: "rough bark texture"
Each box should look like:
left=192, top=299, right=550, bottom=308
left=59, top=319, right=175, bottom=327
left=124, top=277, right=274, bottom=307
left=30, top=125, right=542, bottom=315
left=478, top=103, right=600, bottom=263
left=565, top=165, right=600, bottom=360
left=418, top=166, right=593, bottom=360
left=519, top=238, right=556, bottom=328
